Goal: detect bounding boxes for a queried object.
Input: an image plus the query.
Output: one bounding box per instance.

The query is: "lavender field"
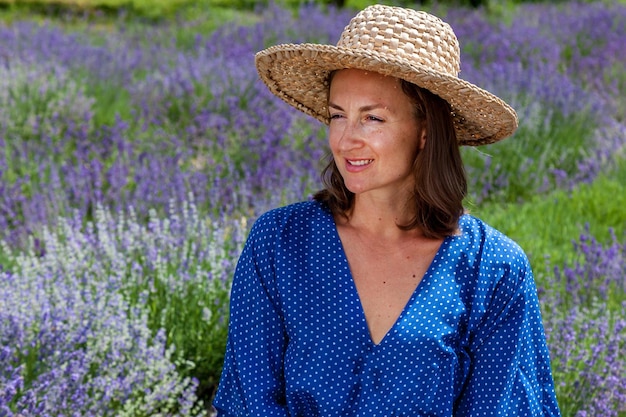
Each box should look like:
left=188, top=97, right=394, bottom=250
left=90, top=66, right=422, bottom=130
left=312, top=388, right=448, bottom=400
left=1, top=1, right=625, bottom=416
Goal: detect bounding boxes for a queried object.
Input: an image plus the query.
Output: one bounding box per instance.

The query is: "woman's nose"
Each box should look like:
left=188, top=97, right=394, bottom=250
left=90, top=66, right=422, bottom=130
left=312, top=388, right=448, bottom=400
left=334, top=118, right=364, bottom=151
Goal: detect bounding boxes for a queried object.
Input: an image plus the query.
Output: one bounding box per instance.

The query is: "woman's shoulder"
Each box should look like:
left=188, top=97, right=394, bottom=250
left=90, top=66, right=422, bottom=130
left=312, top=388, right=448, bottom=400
left=456, top=213, right=530, bottom=267
left=256, top=200, right=327, bottom=223
left=249, top=200, right=330, bottom=237
left=454, top=214, right=534, bottom=305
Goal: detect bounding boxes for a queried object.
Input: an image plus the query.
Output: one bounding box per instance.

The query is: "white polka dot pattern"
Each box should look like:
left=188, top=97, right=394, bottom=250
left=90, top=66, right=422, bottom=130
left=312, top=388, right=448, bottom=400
left=213, top=201, right=561, bottom=416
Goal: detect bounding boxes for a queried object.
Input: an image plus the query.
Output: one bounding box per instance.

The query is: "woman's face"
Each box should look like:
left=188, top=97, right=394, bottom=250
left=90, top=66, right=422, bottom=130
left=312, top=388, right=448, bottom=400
left=328, top=69, right=424, bottom=199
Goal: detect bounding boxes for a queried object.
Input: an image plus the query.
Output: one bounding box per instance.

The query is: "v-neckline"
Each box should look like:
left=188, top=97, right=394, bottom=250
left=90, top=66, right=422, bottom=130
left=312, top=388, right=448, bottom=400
left=325, top=210, right=452, bottom=347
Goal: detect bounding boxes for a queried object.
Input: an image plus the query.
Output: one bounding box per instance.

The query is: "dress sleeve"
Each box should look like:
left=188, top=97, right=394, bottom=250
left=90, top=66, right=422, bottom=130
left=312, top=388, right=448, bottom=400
left=212, top=215, right=289, bottom=417
left=454, top=250, right=561, bottom=416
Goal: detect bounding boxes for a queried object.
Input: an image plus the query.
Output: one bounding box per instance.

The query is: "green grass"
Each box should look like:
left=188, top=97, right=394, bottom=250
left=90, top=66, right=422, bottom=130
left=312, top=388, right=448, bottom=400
left=469, top=156, right=626, bottom=271
left=462, top=107, right=598, bottom=205
left=0, top=0, right=202, bottom=19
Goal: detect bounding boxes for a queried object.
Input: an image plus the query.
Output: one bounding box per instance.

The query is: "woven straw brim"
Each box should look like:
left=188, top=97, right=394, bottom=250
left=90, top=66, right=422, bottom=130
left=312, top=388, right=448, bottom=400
left=256, top=43, right=518, bottom=146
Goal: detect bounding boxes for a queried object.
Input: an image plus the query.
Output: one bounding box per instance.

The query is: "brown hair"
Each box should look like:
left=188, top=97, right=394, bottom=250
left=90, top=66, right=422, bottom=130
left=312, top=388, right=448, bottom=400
left=313, top=78, right=467, bottom=239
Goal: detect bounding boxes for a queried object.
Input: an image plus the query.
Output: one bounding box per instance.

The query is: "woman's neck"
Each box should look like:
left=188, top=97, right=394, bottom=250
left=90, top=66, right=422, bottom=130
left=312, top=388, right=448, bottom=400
left=339, top=193, right=421, bottom=241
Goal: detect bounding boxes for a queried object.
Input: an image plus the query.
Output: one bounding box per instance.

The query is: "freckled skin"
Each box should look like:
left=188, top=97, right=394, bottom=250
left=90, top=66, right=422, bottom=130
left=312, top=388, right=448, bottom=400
left=328, top=69, right=425, bottom=200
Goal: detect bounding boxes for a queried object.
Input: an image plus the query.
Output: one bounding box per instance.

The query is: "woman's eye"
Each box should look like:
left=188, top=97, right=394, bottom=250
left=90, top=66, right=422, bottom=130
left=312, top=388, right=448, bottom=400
left=330, top=114, right=344, bottom=120
left=367, top=115, right=383, bottom=122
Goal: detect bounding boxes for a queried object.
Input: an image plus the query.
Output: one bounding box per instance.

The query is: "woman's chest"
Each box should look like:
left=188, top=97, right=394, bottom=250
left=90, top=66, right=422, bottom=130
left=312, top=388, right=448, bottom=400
left=278, top=265, right=469, bottom=416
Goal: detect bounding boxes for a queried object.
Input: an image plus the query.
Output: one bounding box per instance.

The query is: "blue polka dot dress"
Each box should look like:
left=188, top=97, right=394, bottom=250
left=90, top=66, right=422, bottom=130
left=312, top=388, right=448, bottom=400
left=213, top=201, right=561, bottom=416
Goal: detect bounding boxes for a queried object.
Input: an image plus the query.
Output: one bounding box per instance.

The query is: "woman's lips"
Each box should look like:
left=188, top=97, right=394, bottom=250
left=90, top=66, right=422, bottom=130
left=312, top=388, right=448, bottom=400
left=345, top=159, right=374, bottom=172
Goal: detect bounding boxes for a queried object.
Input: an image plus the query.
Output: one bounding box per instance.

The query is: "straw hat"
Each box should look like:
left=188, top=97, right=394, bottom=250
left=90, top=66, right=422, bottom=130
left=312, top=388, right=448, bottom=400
left=255, top=4, right=518, bottom=146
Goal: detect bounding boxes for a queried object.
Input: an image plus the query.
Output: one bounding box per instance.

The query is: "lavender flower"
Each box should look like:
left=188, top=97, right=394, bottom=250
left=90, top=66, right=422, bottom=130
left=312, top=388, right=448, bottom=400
left=1, top=2, right=625, bottom=414
left=3, top=2, right=624, bottom=243
left=1, top=197, right=244, bottom=415
left=541, top=229, right=626, bottom=416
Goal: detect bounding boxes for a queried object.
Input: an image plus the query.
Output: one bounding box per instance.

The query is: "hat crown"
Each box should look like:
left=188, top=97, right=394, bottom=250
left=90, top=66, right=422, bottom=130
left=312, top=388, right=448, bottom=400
left=336, top=5, right=461, bottom=77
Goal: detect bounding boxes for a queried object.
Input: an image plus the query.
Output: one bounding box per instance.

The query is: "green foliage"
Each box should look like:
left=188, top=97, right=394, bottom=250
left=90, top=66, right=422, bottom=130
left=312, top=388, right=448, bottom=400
left=3, top=0, right=625, bottom=22
left=127, top=255, right=233, bottom=403
left=0, top=61, right=95, bottom=214
left=115, top=202, right=246, bottom=402
left=462, top=106, right=597, bottom=205
left=83, top=75, right=133, bottom=127
left=0, top=0, right=195, bottom=19
left=606, top=62, right=626, bottom=124
left=3, top=205, right=210, bottom=414
left=2, top=199, right=244, bottom=408
left=0, top=62, right=94, bottom=138
left=173, top=6, right=259, bottom=49
left=469, top=157, right=626, bottom=271
left=545, top=304, right=625, bottom=417
left=0, top=0, right=540, bottom=21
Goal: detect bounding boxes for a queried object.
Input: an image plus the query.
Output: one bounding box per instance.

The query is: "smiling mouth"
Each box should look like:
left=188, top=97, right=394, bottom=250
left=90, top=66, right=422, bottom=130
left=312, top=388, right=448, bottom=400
left=347, top=159, right=374, bottom=166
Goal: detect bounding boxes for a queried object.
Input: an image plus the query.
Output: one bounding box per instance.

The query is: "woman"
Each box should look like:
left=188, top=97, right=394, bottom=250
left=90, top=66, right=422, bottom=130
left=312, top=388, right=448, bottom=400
left=213, top=5, right=561, bottom=416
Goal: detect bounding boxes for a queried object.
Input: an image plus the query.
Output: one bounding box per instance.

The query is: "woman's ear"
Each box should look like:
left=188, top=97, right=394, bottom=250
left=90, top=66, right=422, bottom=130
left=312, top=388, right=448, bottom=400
left=419, top=128, right=427, bottom=150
